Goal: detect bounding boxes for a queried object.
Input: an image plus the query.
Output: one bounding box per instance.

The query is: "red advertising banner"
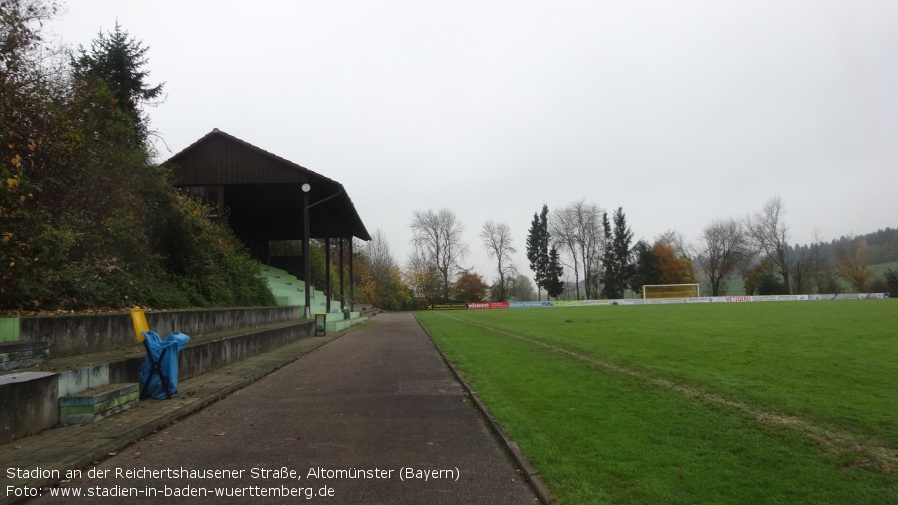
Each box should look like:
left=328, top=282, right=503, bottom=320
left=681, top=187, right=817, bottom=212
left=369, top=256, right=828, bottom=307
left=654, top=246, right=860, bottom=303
left=467, top=302, right=509, bottom=309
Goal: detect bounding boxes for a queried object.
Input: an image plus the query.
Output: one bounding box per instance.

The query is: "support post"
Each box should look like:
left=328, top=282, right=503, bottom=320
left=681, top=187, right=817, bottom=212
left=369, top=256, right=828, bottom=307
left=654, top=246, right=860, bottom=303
left=339, top=238, right=345, bottom=311
left=302, top=190, right=311, bottom=319
left=349, top=238, right=355, bottom=312
left=325, top=236, right=331, bottom=313
left=301, top=183, right=343, bottom=319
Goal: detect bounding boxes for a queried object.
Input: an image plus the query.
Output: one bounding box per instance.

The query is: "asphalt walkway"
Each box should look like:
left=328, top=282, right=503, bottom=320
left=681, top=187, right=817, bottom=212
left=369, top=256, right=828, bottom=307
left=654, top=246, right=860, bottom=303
left=3, top=313, right=543, bottom=504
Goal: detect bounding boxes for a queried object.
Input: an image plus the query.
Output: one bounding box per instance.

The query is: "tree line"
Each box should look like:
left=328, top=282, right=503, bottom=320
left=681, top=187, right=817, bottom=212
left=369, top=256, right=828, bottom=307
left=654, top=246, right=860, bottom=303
left=355, top=196, right=896, bottom=310
left=699, top=197, right=898, bottom=296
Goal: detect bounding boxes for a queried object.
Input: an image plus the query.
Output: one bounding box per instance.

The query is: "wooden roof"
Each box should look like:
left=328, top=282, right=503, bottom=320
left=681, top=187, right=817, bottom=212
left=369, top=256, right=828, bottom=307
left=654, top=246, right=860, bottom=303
left=165, top=129, right=371, bottom=241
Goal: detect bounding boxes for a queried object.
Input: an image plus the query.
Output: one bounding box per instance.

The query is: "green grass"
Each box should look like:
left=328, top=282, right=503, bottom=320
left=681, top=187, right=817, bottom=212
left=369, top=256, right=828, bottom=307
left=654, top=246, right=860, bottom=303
left=417, top=302, right=898, bottom=505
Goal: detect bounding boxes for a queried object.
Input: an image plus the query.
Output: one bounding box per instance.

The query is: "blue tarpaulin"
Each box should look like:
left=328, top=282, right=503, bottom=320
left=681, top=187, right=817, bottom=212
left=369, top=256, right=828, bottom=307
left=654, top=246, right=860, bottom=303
left=140, top=330, right=189, bottom=399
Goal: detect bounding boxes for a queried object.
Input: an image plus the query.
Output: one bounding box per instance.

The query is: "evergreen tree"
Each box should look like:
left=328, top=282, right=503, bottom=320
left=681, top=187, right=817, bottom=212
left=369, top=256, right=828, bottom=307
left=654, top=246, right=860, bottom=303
left=600, top=211, right=613, bottom=297
left=546, top=246, right=565, bottom=299
left=629, top=240, right=660, bottom=293
left=72, top=22, right=164, bottom=143
left=525, top=204, right=549, bottom=300
left=601, top=207, right=635, bottom=299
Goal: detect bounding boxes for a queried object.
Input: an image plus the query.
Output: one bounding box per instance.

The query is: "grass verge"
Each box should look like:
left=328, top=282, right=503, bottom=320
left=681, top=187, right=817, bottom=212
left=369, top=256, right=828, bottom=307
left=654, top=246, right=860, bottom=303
left=418, top=302, right=898, bottom=504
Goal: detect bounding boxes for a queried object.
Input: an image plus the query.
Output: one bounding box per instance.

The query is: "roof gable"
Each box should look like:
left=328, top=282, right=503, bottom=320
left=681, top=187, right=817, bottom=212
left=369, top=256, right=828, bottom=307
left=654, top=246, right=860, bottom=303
left=166, top=129, right=340, bottom=187
left=164, top=129, right=370, bottom=241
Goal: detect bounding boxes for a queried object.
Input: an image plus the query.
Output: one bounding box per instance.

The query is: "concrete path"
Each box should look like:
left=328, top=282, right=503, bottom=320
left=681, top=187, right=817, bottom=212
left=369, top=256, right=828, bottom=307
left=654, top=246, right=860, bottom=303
left=14, top=313, right=540, bottom=504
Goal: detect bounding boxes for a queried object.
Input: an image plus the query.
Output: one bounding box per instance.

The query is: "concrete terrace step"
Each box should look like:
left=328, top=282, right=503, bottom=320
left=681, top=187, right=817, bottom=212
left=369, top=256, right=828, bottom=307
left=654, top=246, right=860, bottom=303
left=260, top=264, right=342, bottom=309
left=0, top=319, right=315, bottom=443
left=20, top=320, right=314, bottom=389
left=326, top=316, right=367, bottom=333
left=3, top=306, right=304, bottom=360
left=322, top=311, right=368, bottom=331
left=59, top=383, right=139, bottom=425
left=0, top=341, right=50, bottom=371
left=17, top=319, right=301, bottom=369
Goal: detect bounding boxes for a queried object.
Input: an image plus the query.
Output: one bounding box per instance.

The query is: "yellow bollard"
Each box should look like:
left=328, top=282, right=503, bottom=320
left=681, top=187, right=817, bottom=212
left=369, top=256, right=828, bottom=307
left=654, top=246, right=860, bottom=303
left=130, top=307, right=149, bottom=342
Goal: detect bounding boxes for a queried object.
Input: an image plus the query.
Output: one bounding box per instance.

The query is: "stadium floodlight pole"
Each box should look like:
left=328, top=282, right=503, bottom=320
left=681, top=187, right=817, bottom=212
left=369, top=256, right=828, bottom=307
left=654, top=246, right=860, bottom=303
left=302, top=183, right=345, bottom=319
left=302, top=183, right=312, bottom=319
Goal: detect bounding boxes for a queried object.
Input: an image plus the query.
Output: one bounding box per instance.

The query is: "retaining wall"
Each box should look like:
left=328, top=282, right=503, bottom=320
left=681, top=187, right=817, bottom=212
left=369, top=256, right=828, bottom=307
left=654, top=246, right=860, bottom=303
left=13, top=306, right=302, bottom=358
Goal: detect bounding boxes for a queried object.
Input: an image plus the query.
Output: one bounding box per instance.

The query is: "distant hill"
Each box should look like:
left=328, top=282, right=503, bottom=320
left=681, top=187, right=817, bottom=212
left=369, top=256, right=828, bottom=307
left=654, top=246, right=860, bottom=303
left=695, top=228, right=898, bottom=297
left=794, top=227, right=898, bottom=265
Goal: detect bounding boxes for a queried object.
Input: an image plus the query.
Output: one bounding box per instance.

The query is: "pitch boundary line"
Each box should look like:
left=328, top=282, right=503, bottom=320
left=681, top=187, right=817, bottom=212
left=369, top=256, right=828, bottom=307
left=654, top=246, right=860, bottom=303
left=432, top=311, right=898, bottom=475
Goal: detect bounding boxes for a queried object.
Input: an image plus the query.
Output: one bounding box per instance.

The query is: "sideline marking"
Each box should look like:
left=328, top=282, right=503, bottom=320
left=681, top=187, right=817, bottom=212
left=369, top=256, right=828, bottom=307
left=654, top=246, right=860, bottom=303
left=430, top=311, right=898, bottom=474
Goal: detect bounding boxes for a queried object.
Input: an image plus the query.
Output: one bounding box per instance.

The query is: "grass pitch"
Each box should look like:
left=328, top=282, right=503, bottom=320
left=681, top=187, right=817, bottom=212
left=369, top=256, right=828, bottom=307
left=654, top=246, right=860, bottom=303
left=416, top=301, right=898, bottom=505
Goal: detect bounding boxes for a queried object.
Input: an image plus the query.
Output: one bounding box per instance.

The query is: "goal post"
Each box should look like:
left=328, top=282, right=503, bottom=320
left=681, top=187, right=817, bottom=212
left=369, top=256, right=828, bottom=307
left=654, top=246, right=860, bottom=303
left=642, top=283, right=700, bottom=299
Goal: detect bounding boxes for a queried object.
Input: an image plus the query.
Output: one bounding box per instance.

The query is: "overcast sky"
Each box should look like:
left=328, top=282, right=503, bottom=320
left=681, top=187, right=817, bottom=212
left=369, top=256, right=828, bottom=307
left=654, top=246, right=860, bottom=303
left=49, top=1, right=898, bottom=282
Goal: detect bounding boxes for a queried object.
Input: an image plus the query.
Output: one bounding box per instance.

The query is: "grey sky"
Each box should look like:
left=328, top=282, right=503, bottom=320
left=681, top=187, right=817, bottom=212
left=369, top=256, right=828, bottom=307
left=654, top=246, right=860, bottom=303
left=50, top=1, right=898, bottom=282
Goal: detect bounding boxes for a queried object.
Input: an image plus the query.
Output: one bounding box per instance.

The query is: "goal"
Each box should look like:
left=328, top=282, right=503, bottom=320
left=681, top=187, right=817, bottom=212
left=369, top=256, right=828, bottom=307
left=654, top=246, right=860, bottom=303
left=642, top=283, right=700, bottom=299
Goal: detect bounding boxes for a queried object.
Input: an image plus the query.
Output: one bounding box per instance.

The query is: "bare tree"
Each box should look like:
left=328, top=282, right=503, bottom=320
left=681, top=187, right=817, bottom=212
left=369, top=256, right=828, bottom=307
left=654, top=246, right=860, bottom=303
left=656, top=229, right=693, bottom=261
left=366, top=229, right=396, bottom=278
left=747, top=196, right=792, bottom=293
left=698, top=218, right=749, bottom=296
left=556, top=200, right=605, bottom=299
left=481, top=221, right=517, bottom=302
left=580, top=202, right=607, bottom=299
left=791, top=245, right=812, bottom=295
left=404, top=249, right=441, bottom=302
left=836, top=236, right=873, bottom=292
left=809, top=228, right=839, bottom=293
left=550, top=204, right=581, bottom=299
left=362, top=229, right=398, bottom=305
left=410, top=209, right=469, bottom=301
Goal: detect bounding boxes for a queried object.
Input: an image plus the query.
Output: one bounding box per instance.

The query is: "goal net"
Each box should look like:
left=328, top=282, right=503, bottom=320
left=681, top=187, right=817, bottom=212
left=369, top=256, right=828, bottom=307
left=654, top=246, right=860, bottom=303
left=642, top=284, right=700, bottom=299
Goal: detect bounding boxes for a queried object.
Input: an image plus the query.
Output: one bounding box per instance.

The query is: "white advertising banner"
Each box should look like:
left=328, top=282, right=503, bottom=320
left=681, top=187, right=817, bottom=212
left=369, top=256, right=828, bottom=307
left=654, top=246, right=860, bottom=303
left=554, top=300, right=612, bottom=307
left=509, top=301, right=555, bottom=308
left=810, top=293, right=888, bottom=300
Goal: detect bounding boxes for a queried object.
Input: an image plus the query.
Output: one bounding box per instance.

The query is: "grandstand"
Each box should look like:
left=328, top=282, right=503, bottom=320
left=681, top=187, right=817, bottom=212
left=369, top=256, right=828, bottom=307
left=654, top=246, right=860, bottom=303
left=166, top=129, right=371, bottom=319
